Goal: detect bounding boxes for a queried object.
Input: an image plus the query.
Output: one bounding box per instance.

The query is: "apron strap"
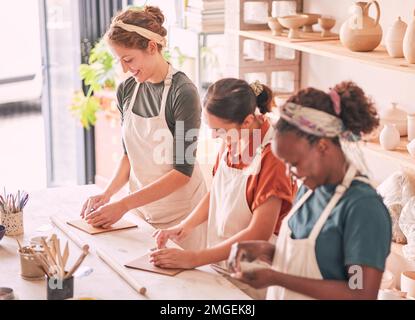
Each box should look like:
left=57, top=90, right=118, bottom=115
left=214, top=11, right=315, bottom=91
left=284, top=189, right=313, bottom=222
left=159, top=64, right=177, bottom=116
left=308, top=165, right=357, bottom=242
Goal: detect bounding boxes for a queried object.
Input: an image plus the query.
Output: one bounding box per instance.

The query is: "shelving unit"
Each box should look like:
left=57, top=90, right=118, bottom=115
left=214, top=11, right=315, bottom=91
left=238, top=29, right=415, bottom=75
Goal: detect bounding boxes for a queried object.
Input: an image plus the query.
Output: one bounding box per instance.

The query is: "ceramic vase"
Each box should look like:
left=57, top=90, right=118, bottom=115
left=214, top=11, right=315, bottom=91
left=403, top=10, right=415, bottom=64
left=386, top=17, right=407, bottom=58
left=379, top=124, right=400, bottom=150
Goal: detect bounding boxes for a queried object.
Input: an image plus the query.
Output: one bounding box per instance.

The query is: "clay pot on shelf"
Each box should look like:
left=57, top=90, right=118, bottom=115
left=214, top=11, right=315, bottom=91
left=379, top=124, right=400, bottom=150
left=268, top=17, right=283, bottom=36
left=318, top=17, right=336, bottom=37
left=302, top=13, right=321, bottom=32
left=339, top=1, right=383, bottom=52
left=379, top=103, right=408, bottom=137
left=403, top=10, right=415, bottom=64
left=278, top=14, right=309, bottom=39
left=385, top=17, right=407, bottom=58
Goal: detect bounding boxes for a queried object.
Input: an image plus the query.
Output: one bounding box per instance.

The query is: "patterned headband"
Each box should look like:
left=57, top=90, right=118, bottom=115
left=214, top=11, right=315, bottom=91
left=111, top=21, right=167, bottom=47
left=279, top=102, right=345, bottom=138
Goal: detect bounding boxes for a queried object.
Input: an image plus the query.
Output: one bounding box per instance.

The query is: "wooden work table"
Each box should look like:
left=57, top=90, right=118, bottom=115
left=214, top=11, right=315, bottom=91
left=0, top=185, right=250, bottom=300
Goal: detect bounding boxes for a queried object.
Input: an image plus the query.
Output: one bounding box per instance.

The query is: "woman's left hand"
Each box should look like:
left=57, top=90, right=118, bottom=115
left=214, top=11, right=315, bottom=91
left=150, top=248, right=197, bottom=269
left=231, top=268, right=276, bottom=289
left=85, top=201, right=128, bottom=228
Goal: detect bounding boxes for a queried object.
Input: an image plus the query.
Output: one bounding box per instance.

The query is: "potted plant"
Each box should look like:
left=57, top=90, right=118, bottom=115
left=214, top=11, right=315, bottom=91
left=69, top=39, right=119, bottom=129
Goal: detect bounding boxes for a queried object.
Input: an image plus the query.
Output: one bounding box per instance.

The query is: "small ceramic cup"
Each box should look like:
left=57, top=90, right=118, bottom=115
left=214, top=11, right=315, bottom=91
left=0, top=288, right=15, bottom=300
left=401, top=271, right=415, bottom=298
left=19, top=247, right=45, bottom=281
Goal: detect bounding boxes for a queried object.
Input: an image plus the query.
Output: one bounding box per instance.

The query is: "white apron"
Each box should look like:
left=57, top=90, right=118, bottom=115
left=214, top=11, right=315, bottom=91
left=122, top=64, right=207, bottom=250
left=266, top=164, right=370, bottom=300
left=208, top=123, right=276, bottom=299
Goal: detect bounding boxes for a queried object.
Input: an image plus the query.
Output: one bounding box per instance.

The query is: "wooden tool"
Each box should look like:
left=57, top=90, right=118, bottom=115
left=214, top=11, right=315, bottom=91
left=125, top=253, right=184, bottom=276
left=54, top=238, right=65, bottom=278
left=62, top=241, right=69, bottom=271
left=65, top=245, right=89, bottom=279
left=40, top=237, right=57, bottom=267
left=67, top=219, right=137, bottom=235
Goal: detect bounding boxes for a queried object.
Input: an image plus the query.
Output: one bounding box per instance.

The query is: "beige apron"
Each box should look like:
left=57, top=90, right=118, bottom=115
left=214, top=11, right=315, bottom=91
left=266, top=164, right=370, bottom=300
left=122, top=64, right=207, bottom=250
left=208, top=123, right=276, bottom=299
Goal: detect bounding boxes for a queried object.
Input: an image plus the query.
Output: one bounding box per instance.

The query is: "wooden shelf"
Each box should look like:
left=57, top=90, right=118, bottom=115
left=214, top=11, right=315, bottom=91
left=238, top=30, right=415, bottom=75
left=362, top=137, right=415, bottom=170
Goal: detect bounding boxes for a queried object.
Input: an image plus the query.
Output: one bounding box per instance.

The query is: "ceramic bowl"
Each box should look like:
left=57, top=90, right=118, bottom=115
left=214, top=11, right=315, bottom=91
left=401, top=271, right=415, bottom=298
left=267, top=17, right=283, bottom=36
left=302, top=13, right=321, bottom=32
left=0, top=225, right=5, bottom=242
left=318, top=17, right=336, bottom=37
left=278, top=14, right=309, bottom=39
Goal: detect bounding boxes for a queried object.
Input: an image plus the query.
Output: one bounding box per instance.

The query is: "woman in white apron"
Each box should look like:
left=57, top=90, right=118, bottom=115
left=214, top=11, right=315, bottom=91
left=80, top=7, right=207, bottom=250
left=150, top=79, right=296, bottom=283
left=228, top=81, right=392, bottom=300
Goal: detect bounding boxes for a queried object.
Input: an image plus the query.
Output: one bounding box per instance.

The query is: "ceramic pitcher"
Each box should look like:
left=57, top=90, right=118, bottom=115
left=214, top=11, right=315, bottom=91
left=340, top=1, right=383, bottom=52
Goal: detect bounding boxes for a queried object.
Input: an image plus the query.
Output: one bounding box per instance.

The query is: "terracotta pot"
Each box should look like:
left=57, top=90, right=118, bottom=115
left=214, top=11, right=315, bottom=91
left=386, top=17, right=407, bottom=58
left=340, top=1, right=383, bottom=52
left=403, top=10, right=415, bottom=64
left=278, top=14, right=309, bottom=39
left=268, top=17, right=283, bottom=36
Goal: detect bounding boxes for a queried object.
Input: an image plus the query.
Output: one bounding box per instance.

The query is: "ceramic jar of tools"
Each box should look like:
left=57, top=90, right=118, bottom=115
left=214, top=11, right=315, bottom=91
left=1, top=211, right=24, bottom=236
left=386, top=17, right=407, bottom=58
left=403, top=10, right=415, bottom=64
left=340, top=1, right=383, bottom=52
left=19, top=246, right=45, bottom=281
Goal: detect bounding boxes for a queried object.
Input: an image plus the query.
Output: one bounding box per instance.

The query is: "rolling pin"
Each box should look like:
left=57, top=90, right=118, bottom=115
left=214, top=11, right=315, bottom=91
left=96, top=249, right=147, bottom=296
left=50, top=215, right=85, bottom=249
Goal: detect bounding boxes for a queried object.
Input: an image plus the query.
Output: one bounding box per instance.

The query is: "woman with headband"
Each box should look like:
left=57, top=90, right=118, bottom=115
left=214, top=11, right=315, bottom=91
left=228, top=81, right=392, bottom=300
left=80, top=6, right=207, bottom=250
left=151, top=78, right=296, bottom=298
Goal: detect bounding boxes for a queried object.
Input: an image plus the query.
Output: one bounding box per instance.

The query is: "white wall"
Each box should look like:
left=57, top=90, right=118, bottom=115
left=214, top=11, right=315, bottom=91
left=302, top=0, right=415, bottom=182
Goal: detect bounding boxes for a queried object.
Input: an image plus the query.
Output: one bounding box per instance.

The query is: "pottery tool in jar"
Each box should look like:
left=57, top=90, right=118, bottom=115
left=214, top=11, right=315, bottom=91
left=32, top=234, right=90, bottom=281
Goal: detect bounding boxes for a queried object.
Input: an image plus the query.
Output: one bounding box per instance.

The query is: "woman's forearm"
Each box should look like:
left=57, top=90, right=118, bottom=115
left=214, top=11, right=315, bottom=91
left=121, top=169, right=191, bottom=211
left=103, top=154, right=131, bottom=198
left=266, top=267, right=381, bottom=300
left=181, top=192, right=210, bottom=229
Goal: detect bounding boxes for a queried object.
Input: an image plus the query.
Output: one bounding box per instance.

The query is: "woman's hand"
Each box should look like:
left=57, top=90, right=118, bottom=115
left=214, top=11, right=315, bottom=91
left=80, top=193, right=111, bottom=218
left=227, top=240, right=275, bottom=274
left=152, top=223, right=189, bottom=249
left=231, top=268, right=277, bottom=289
left=84, top=200, right=128, bottom=228
left=149, top=248, right=198, bottom=269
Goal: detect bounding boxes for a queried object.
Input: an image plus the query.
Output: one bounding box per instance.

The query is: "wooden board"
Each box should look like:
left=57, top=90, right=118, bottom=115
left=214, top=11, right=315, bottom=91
left=125, top=253, right=184, bottom=276
left=274, top=30, right=339, bottom=42
left=67, top=219, right=137, bottom=235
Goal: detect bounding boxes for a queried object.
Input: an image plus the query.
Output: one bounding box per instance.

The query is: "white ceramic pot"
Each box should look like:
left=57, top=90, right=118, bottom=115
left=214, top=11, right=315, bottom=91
left=0, top=211, right=24, bottom=236
left=408, top=114, right=415, bottom=141
left=407, top=140, right=415, bottom=157
left=401, top=271, right=415, bottom=298
left=403, top=10, right=415, bottom=64
left=379, top=124, right=400, bottom=150
left=385, top=17, right=407, bottom=58
left=380, top=103, right=408, bottom=136
left=380, top=270, right=395, bottom=290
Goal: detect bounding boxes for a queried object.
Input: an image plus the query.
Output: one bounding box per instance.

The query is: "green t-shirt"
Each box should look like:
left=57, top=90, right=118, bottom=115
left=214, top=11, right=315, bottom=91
left=288, top=179, right=392, bottom=280
left=116, top=72, right=202, bottom=177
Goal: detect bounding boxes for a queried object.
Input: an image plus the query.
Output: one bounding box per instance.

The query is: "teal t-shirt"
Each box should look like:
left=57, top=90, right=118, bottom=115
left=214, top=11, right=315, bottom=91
left=288, top=180, right=392, bottom=280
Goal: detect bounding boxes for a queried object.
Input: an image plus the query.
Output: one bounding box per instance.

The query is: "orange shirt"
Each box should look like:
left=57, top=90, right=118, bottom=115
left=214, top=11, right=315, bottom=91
left=212, top=119, right=297, bottom=235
